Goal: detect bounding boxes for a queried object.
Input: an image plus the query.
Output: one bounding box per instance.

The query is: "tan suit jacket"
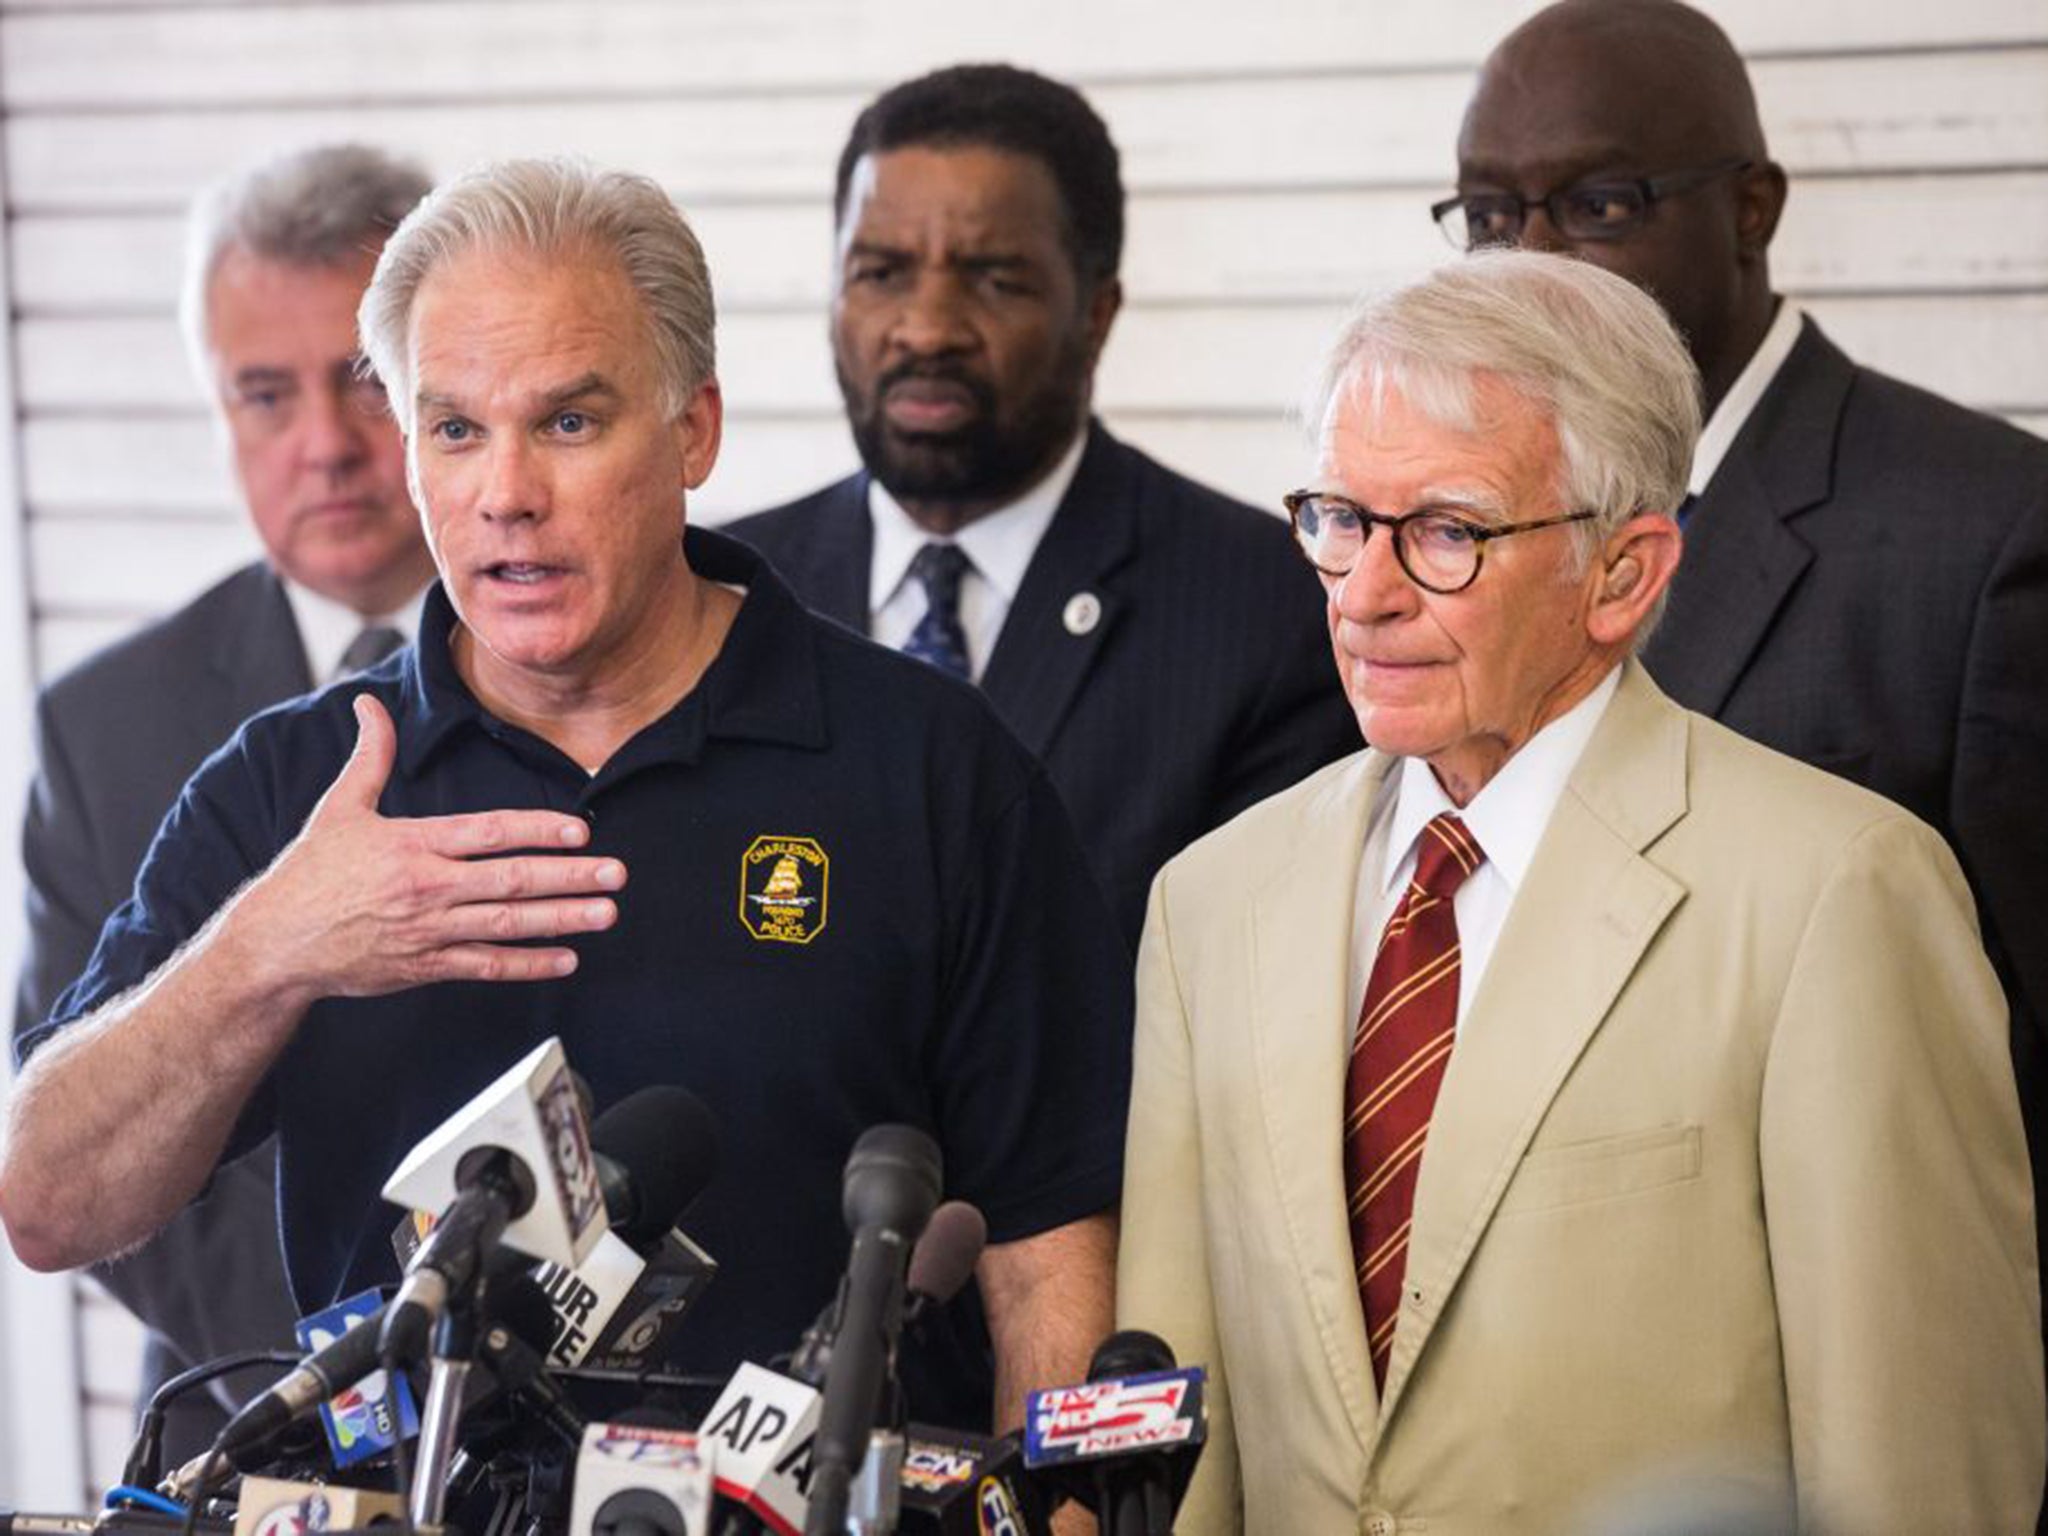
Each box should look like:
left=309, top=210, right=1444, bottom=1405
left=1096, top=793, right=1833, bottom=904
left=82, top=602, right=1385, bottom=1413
left=1119, top=662, right=2043, bottom=1535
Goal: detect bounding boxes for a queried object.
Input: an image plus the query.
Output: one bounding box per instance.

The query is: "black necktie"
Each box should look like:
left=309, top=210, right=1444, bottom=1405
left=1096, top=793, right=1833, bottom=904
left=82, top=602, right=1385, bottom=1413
left=901, top=544, right=972, bottom=680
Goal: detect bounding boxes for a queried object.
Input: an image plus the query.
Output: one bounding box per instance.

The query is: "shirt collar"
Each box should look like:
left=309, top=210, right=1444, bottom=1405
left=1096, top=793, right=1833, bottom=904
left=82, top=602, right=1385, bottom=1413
left=1689, top=298, right=1806, bottom=495
left=1381, top=665, right=1623, bottom=897
left=283, top=577, right=428, bottom=685
left=865, top=429, right=1088, bottom=614
left=394, top=525, right=828, bottom=781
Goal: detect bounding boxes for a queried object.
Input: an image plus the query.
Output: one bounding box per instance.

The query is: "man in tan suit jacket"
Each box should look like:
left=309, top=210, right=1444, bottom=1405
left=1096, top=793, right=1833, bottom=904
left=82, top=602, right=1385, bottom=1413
left=1117, top=251, right=2043, bottom=1535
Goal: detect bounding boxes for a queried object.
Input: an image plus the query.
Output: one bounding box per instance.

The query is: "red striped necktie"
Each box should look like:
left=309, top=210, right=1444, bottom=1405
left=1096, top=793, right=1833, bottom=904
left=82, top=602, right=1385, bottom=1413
left=1344, top=811, right=1486, bottom=1391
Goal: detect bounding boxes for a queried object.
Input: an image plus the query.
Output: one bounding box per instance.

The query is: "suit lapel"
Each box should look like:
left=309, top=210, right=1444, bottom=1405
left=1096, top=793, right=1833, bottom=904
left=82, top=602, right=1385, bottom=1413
left=1376, top=665, right=1690, bottom=1425
left=1247, top=753, right=1392, bottom=1453
left=1642, top=321, right=1852, bottom=716
left=216, top=566, right=313, bottom=718
left=778, top=479, right=873, bottom=631
left=978, top=425, right=1137, bottom=756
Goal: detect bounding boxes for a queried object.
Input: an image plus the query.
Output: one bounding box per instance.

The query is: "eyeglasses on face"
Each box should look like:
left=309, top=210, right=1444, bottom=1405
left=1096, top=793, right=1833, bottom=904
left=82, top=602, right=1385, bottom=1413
left=1282, top=490, right=1596, bottom=594
left=1429, top=158, right=1754, bottom=250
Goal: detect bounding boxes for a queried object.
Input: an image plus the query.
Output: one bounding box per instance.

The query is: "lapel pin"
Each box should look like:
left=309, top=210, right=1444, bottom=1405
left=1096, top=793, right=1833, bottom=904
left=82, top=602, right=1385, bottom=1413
left=1062, top=591, right=1102, bottom=637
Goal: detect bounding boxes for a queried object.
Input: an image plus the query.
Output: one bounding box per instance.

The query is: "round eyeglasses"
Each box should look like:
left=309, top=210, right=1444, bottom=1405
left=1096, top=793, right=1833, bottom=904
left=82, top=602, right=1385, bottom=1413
left=1283, top=491, right=1596, bottom=594
left=1429, top=159, right=1753, bottom=250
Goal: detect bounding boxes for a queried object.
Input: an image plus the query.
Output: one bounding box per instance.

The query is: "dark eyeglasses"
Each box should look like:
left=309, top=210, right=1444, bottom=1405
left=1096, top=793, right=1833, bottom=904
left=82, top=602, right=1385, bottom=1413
left=1430, top=159, right=1754, bottom=250
left=1283, top=491, right=1595, bottom=594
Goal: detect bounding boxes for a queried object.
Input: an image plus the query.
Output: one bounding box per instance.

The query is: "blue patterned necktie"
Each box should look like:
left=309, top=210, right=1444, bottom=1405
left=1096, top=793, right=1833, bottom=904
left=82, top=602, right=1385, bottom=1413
left=902, top=542, right=972, bottom=680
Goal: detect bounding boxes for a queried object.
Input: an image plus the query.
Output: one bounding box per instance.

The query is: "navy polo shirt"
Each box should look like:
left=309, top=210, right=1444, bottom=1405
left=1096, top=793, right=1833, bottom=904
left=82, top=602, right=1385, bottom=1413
left=27, top=527, right=1133, bottom=1430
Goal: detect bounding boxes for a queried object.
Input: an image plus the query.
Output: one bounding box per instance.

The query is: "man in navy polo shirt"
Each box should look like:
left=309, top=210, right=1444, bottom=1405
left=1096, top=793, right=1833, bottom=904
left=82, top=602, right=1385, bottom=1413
left=2, top=158, right=1130, bottom=1433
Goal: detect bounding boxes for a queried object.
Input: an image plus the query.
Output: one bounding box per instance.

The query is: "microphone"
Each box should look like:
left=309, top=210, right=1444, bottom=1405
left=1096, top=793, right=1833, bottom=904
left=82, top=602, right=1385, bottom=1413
left=568, top=1424, right=715, bottom=1536
left=902, top=1201, right=986, bottom=1337
left=211, top=1288, right=408, bottom=1469
left=787, top=1197, right=983, bottom=1390
left=532, top=1087, right=723, bottom=1371
left=898, top=1428, right=1051, bottom=1535
left=1021, top=1331, right=1208, bottom=1536
left=590, top=1085, right=721, bottom=1250
left=379, top=1037, right=611, bottom=1364
left=478, top=1272, right=590, bottom=1449
left=230, top=1477, right=406, bottom=1536
left=802, top=1125, right=943, bottom=1536
left=701, top=1362, right=824, bottom=1536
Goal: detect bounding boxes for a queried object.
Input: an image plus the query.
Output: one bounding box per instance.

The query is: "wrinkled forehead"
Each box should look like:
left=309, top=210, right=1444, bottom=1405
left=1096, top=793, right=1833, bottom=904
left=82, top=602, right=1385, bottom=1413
left=1319, top=355, right=1550, bottom=450
left=1315, top=356, right=1569, bottom=508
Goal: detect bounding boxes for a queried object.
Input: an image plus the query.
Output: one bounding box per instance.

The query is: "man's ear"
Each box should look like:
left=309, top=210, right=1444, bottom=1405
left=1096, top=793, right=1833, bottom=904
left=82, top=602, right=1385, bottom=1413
left=1736, top=161, right=1787, bottom=259
left=1586, top=511, right=1682, bottom=647
left=674, top=379, right=724, bottom=491
left=1082, top=276, right=1123, bottom=370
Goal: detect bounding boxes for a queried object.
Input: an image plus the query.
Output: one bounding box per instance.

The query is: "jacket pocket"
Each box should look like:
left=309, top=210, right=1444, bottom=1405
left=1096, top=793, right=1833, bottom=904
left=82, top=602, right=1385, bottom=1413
left=1496, top=1124, right=1702, bottom=1216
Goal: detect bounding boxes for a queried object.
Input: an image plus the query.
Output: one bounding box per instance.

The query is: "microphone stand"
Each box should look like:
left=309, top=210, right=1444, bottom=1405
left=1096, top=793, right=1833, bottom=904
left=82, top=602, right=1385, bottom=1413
left=411, top=1302, right=479, bottom=1528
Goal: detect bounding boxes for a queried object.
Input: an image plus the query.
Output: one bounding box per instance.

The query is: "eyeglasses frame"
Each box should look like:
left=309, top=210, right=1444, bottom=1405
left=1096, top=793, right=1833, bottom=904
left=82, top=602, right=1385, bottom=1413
left=1282, top=489, right=1598, bottom=594
left=1428, top=157, right=1756, bottom=249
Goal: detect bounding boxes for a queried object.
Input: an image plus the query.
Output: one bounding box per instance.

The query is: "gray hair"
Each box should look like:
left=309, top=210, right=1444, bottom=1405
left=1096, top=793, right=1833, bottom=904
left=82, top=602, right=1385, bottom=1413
left=179, top=143, right=432, bottom=386
left=1309, top=250, right=1700, bottom=630
left=359, top=157, right=717, bottom=431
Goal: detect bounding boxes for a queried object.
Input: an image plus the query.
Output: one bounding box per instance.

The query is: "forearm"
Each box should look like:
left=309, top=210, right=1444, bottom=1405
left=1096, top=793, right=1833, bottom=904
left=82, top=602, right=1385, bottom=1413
left=982, top=1210, right=1118, bottom=1433
left=0, top=889, right=311, bottom=1272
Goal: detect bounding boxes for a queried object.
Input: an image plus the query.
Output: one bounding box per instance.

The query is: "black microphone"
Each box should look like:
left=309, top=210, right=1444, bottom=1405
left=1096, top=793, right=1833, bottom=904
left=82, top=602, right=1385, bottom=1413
left=1021, top=1330, right=1209, bottom=1536
left=802, top=1125, right=942, bottom=1536
left=210, top=1307, right=395, bottom=1466
left=478, top=1272, right=589, bottom=1449
left=531, top=1086, right=723, bottom=1371
left=380, top=1142, right=537, bottom=1364
left=590, top=1085, right=721, bottom=1250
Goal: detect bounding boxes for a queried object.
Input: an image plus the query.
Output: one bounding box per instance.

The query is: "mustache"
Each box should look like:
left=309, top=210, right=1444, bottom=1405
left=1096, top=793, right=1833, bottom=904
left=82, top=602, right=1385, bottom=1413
left=875, top=361, right=995, bottom=411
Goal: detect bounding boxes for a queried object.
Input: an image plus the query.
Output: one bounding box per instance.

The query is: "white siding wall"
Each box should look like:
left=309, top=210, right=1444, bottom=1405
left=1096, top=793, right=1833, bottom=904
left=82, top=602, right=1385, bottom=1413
left=0, top=0, right=2042, bottom=1503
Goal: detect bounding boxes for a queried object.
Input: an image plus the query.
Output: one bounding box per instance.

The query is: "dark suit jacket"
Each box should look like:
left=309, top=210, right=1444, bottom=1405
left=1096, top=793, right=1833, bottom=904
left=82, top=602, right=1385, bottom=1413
left=1642, top=315, right=2048, bottom=1241
left=15, top=560, right=308, bottom=1441
left=726, top=422, right=1361, bottom=943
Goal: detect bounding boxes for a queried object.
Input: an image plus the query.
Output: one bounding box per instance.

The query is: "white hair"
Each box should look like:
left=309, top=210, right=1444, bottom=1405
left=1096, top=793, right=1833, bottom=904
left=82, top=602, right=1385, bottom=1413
left=178, top=143, right=431, bottom=391
left=359, top=157, right=716, bottom=431
left=1309, top=250, right=1701, bottom=636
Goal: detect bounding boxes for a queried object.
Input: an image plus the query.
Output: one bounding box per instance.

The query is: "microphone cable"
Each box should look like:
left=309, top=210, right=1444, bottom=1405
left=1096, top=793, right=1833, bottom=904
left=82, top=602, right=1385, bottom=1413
left=122, top=1348, right=302, bottom=1490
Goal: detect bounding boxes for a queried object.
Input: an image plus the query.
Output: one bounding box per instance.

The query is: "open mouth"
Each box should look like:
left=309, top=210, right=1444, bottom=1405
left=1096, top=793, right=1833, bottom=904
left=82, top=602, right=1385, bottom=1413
left=484, top=561, right=565, bottom=586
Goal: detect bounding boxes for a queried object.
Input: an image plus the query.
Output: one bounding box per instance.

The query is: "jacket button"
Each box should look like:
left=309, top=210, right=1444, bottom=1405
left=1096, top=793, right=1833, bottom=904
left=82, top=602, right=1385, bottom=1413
left=1360, top=1511, right=1397, bottom=1536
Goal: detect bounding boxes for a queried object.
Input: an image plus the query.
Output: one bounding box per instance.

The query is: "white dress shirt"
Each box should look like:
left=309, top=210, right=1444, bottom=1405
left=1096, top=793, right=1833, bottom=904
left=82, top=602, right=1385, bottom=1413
left=1348, top=666, right=1622, bottom=1034
left=1689, top=297, right=1806, bottom=496
left=866, top=432, right=1088, bottom=682
left=283, top=578, right=427, bottom=685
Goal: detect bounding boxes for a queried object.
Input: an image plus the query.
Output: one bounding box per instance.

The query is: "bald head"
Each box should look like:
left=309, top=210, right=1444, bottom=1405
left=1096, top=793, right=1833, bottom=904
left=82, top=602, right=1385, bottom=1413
left=1456, top=0, right=1786, bottom=411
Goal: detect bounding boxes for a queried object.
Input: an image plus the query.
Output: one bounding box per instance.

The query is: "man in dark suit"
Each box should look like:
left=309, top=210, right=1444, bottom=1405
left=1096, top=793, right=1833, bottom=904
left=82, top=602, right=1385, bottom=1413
left=1444, top=0, right=2048, bottom=1512
left=14, top=143, right=435, bottom=1451
left=727, top=65, right=1357, bottom=943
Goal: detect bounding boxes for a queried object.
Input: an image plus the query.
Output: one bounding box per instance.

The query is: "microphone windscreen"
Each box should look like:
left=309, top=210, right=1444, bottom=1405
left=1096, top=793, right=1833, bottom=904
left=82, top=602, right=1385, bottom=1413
left=1088, top=1328, right=1176, bottom=1382
left=907, top=1201, right=987, bottom=1304
left=843, top=1124, right=942, bottom=1233
left=590, top=1087, right=722, bottom=1249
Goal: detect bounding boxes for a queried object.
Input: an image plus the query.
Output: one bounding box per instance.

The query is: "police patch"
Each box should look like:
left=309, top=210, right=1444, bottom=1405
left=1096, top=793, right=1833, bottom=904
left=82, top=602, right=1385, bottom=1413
left=740, top=835, right=829, bottom=944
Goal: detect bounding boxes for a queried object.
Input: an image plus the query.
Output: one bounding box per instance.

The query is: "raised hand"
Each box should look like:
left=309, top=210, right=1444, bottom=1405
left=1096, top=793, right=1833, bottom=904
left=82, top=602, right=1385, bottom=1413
left=232, top=692, right=626, bottom=1006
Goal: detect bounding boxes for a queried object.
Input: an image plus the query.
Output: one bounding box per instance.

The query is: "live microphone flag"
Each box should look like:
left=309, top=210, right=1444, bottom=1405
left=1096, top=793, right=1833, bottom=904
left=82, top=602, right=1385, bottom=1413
left=381, top=1035, right=608, bottom=1271
left=1023, top=1366, right=1207, bottom=1464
